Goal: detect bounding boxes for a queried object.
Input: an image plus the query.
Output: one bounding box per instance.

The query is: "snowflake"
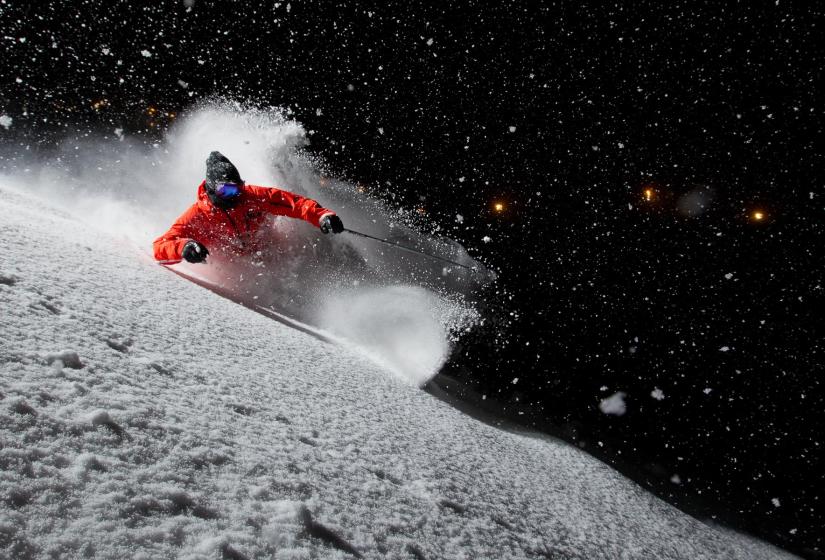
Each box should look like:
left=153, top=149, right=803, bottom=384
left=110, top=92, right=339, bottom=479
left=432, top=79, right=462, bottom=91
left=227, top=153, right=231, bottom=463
left=599, top=392, right=627, bottom=416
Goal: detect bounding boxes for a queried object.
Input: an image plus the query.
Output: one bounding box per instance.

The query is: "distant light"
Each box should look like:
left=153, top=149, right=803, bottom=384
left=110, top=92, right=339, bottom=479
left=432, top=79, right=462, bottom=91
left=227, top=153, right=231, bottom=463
left=493, top=201, right=505, bottom=212
left=752, top=210, right=765, bottom=222
left=644, top=188, right=654, bottom=201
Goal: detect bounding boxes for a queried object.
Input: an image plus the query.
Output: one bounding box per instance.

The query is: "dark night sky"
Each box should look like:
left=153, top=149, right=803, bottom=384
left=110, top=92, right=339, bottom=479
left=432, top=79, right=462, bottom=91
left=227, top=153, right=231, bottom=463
left=1, top=1, right=822, bottom=557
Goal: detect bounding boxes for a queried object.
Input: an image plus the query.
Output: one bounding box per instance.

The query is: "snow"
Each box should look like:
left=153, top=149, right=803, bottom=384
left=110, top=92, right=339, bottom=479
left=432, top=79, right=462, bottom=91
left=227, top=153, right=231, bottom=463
left=0, top=183, right=797, bottom=558
left=0, top=115, right=12, bottom=129
left=599, top=392, right=627, bottom=416
left=5, top=103, right=482, bottom=387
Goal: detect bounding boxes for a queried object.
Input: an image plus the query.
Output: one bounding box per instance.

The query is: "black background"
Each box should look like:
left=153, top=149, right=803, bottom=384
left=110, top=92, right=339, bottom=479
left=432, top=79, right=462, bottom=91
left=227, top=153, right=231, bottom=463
left=1, top=2, right=822, bottom=557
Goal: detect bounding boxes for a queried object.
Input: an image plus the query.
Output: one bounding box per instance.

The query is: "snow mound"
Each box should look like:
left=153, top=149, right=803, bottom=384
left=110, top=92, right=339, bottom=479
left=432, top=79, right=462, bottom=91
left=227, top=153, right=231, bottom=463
left=0, top=185, right=796, bottom=559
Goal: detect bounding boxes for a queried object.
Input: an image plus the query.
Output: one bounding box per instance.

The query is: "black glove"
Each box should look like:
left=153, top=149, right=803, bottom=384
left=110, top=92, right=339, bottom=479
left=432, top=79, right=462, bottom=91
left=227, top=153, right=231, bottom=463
left=181, top=240, right=209, bottom=263
left=319, top=214, right=344, bottom=234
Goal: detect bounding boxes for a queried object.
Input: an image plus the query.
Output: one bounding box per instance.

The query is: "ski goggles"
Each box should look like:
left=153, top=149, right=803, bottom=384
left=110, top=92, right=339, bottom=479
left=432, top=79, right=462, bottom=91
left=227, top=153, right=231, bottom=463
left=214, top=181, right=242, bottom=199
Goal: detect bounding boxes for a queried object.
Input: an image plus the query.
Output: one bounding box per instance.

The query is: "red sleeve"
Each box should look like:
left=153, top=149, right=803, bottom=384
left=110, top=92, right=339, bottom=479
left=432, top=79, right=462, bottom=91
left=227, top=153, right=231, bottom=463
left=153, top=204, right=199, bottom=264
left=245, top=184, right=334, bottom=227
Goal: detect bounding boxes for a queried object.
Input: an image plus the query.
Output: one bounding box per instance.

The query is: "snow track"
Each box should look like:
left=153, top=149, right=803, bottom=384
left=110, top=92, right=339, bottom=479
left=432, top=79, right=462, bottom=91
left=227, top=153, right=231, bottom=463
left=0, top=184, right=795, bottom=559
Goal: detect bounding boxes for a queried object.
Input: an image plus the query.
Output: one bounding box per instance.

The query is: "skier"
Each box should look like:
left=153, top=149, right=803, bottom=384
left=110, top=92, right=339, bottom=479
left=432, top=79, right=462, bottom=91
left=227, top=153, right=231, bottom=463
left=153, top=151, right=344, bottom=265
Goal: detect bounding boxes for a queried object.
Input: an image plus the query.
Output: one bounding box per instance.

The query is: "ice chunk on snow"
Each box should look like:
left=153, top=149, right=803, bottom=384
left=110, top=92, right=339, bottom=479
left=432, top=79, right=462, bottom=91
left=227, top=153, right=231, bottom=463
left=600, top=392, right=627, bottom=416
left=88, top=410, right=113, bottom=426
left=45, top=350, right=83, bottom=369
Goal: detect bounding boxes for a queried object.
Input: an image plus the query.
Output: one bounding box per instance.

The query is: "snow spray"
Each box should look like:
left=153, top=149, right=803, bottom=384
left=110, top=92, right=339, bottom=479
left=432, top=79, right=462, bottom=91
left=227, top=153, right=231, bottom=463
left=0, top=99, right=488, bottom=385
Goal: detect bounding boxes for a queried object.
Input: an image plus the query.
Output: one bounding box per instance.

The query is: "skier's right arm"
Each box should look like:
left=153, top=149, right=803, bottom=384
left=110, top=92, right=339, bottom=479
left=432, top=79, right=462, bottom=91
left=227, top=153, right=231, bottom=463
left=153, top=206, right=202, bottom=264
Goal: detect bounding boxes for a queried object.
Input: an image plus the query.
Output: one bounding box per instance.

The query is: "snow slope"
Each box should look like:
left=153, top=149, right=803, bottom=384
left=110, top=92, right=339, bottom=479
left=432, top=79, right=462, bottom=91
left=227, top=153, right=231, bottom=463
left=0, top=185, right=795, bottom=559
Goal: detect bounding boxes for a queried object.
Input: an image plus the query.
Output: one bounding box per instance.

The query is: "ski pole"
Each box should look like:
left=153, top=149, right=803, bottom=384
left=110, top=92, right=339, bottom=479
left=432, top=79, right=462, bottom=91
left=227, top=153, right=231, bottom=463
left=343, top=228, right=477, bottom=271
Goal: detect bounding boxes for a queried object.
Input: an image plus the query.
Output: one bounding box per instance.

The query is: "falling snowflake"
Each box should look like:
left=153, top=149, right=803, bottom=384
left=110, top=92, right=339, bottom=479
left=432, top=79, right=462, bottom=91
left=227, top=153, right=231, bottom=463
left=599, top=392, right=627, bottom=416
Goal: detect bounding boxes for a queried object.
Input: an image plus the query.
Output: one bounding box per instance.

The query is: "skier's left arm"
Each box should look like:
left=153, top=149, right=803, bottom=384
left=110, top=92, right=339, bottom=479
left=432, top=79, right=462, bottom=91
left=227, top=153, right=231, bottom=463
left=248, top=185, right=343, bottom=232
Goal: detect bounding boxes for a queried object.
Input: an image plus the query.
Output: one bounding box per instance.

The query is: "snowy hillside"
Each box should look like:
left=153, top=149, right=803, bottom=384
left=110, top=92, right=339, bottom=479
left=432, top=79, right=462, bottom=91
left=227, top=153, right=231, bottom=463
left=0, top=184, right=795, bottom=559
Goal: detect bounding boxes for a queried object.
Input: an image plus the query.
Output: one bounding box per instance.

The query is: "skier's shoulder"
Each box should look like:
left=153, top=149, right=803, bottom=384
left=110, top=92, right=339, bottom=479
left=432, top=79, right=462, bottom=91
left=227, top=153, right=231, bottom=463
left=242, top=183, right=297, bottom=204
left=243, top=183, right=280, bottom=196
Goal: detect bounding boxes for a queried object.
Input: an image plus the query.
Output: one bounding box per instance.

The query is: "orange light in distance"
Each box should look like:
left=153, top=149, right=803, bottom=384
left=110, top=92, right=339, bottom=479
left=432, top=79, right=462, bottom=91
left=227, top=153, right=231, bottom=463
left=644, top=188, right=654, bottom=201
left=493, top=201, right=505, bottom=212
left=751, top=210, right=765, bottom=222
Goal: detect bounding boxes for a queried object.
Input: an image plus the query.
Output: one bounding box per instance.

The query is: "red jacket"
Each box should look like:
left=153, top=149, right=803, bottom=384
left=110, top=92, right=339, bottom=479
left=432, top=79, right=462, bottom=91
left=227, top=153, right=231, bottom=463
left=153, top=181, right=334, bottom=264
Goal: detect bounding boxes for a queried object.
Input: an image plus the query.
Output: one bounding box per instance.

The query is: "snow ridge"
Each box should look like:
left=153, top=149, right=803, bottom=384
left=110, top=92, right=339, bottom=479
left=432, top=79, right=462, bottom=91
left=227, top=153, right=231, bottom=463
left=0, top=185, right=795, bottom=559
